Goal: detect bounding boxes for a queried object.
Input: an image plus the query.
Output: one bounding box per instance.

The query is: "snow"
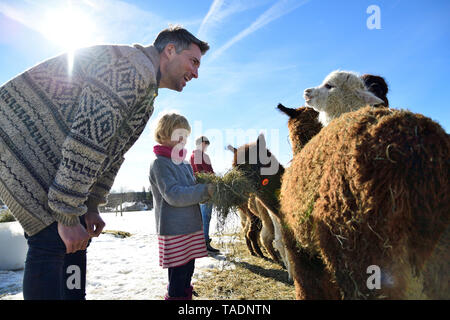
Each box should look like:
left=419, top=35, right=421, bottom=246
left=0, top=209, right=241, bottom=300
left=0, top=222, right=27, bottom=270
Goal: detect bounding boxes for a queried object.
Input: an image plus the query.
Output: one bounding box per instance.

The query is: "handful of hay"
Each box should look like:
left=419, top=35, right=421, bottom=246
left=196, top=168, right=258, bottom=222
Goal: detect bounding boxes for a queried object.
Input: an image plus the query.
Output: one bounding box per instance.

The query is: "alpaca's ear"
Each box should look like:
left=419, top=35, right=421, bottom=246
left=356, top=89, right=384, bottom=106
left=257, top=133, right=267, bottom=150
left=226, top=144, right=237, bottom=154
left=277, top=103, right=298, bottom=119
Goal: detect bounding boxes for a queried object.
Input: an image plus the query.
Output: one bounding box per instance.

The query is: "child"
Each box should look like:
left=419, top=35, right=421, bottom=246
left=149, top=113, right=214, bottom=300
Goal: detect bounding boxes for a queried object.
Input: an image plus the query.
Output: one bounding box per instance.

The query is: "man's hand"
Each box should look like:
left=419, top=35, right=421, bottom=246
left=57, top=223, right=90, bottom=254
left=84, top=210, right=105, bottom=238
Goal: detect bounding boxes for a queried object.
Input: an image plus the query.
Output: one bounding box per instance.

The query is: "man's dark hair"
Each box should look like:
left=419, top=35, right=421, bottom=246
left=153, top=25, right=209, bottom=55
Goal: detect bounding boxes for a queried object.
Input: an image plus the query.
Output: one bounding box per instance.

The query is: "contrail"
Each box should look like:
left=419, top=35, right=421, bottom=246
left=210, top=0, right=310, bottom=60
left=197, top=0, right=226, bottom=39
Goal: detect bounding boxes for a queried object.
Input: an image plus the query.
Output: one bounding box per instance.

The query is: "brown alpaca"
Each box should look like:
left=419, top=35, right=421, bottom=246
left=280, top=106, right=450, bottom=299
left=277, top=104, right=323, bottom=154
left=236, top=203, right=265, bottom=259
left=247, top=194, right=280, bottom=263
left=226, top=145, right=279, bottom=262
left=230, top=135, right=339, bottom=298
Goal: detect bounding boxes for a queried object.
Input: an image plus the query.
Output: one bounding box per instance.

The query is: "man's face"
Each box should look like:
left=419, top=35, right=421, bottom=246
left=163, top=43, right=202, bottom=92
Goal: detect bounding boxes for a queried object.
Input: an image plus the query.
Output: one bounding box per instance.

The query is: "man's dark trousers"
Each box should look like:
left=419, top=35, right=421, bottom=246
left=23, top=216, right=90, bottom=300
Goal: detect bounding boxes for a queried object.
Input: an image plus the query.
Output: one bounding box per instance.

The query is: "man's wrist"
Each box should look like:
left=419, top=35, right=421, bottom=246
left=85, top=197, right=101, bottom=213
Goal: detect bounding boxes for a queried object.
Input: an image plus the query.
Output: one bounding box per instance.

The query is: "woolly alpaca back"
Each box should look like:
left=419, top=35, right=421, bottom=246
left=304, top=70, right=383, bottom=125
left=280, top=106, right=450, bottom=299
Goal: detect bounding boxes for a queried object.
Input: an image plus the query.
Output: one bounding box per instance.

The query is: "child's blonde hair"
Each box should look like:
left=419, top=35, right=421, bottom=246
left=154, top=113, right=191, bottom=144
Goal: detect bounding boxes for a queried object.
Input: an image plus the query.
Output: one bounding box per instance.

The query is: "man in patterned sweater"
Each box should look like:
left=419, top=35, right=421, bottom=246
left=0, top=26, right=209, bottom=299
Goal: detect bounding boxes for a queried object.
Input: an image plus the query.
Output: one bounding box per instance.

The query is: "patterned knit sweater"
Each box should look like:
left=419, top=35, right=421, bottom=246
left=0, top=44, right=160, bottom=236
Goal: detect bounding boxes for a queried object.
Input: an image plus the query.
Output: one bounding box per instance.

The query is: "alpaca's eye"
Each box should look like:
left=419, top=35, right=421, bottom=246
left=325, top=83, right=334, bottom=90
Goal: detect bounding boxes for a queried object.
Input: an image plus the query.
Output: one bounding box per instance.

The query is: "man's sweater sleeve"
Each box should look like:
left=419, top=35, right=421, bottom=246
left=150, top=159, right=210, bottom=207
left=86, top=154, right=125, bottom=210
left=47, top=49, right=153, bottom=226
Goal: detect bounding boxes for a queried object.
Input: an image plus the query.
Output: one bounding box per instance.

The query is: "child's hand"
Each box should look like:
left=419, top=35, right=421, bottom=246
left=207, top=184, right=215, bottom=197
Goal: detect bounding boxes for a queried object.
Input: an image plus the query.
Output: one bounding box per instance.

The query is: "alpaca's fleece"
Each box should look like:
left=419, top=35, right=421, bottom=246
left=248, top=196, right=280, bottom=263
left=232, top=135, right=340, bottom=299
left=265, top=206, right=294, bottom=280
left=237, top=204, right=265, bottom=258
left=280, top=106, right=450, bottom=299
left=304, top=70, right=383, bottom=125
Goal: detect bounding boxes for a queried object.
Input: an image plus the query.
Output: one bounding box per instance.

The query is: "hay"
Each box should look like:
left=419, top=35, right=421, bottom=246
left=101, top=230, right=132, bottom=238
left=196, top=168, right=258, bottom=223
left=193, top=236, right=295, bottom=300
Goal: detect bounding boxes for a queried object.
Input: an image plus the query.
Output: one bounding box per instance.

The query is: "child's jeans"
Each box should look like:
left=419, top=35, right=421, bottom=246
left=23, top=215, right=90, bottom=300
left=168, top=259, right=195, bottom=297
left=200, top=203, right=213, bottom=242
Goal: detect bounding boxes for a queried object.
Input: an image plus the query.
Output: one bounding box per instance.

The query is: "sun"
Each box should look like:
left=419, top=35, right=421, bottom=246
left=39, top=4, right=97, bottom=73
left=41, top=5, right=96, bottom=52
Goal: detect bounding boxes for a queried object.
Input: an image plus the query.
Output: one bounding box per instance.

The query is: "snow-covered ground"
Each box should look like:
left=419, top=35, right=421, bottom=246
left=0, top=210, right=241, bottom=300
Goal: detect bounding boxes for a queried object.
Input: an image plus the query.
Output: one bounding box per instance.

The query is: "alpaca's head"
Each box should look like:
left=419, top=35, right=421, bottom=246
left=361, top=74, right=389, bottom=107
left=277, top=104, right=323, bottom=154
left=227, top=134, right=281, bottom=177
left=227, top=134, right=284, bottom=214
left=303, top=70, right=384, bottom=125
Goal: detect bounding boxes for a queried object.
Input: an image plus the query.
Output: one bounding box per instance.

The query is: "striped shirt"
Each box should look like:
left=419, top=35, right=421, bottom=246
left=158, top=230, right=208, bottom=268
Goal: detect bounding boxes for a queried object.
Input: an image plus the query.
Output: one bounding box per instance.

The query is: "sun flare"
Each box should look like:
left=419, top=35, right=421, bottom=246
left=41, top=6, right=96, bottom=51
left=39, top=4, right=97, bottom=73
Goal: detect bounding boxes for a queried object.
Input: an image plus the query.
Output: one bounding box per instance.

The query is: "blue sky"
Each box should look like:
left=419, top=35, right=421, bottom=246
left=0, top=0, right=449, bottom=192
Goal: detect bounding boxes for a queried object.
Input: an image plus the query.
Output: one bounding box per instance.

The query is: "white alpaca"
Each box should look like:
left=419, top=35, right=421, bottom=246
left=304, top=70, right=384, bottom=126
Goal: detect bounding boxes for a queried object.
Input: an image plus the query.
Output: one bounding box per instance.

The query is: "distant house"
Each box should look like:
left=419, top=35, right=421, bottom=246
left=117, top=201, right=149, bottom=212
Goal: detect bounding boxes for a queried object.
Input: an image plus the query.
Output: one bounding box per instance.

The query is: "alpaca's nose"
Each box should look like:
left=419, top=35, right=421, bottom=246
left=304, top=88, right=313, bottom=98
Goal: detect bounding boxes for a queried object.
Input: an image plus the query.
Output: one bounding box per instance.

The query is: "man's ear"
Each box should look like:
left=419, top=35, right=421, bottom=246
left=164, top=43, right=176, bottom=60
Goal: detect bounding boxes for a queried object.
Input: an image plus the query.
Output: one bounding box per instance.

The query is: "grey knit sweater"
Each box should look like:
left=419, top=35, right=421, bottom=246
left=149, top=155, right=210, bottom=236
left=0, top=44, right=160, bottom=236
